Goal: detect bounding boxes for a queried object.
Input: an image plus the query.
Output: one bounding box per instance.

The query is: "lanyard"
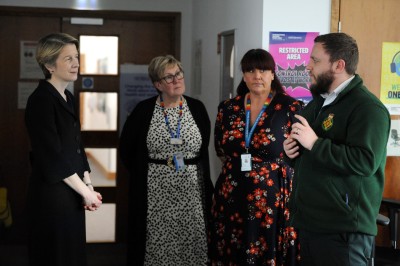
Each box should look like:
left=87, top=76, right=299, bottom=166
left=245, top=93, right=273, bottom=152
left=160, top=95, right=183, bottom=139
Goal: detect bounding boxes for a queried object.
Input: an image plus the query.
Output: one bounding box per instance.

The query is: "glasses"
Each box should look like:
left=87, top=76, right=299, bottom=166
left=160, top=71, right=184, bottom=84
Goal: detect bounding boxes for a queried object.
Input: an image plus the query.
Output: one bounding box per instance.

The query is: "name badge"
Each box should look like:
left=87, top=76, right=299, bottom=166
left=170, top=138, right=183, bottom=145
left=174, top=152, right=186, bottom=172
left=241, top=153, right=252, bottom=171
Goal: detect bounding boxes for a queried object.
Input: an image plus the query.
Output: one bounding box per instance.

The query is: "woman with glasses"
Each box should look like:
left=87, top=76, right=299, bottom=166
left=119, top=55, right=212, bottom=266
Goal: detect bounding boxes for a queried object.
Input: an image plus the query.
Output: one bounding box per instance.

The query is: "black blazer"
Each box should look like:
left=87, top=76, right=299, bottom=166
left=25, top=80, right=90, bottom=265
left=119, top=95, right=212, bottom=265
left=25, top=80, right=90, bottom=212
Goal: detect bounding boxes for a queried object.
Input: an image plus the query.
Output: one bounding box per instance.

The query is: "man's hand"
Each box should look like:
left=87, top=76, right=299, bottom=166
left=290, top=114, right=318, bottom=151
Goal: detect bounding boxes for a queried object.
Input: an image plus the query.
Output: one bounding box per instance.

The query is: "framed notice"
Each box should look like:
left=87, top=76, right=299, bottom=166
left=20, top=41, right=42, bottom=79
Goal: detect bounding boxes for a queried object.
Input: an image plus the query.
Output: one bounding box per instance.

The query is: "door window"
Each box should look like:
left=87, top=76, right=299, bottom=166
left=79, top=35, right=118, bottom=75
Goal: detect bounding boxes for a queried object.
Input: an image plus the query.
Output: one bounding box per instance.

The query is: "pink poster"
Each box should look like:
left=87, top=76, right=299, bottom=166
left=269, top=32, right=319, bottom=104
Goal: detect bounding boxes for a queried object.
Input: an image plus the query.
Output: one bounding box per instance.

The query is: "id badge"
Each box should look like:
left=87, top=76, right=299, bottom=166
left=170, top=138, right=183, bottom=145
left=241, top=153, right=252, bottom=171
left=173, top=152, right=186, bottom=172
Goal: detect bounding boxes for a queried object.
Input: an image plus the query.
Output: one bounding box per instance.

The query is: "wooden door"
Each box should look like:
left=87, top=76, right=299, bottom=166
left=61, top=14, right=179, bottom=242
left=331, top=0, right=400, bottom=248
left=0, top=6, right=180, bottom=245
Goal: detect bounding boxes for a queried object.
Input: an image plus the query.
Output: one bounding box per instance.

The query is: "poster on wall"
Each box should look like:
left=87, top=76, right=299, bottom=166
left=387, top=119, right=400, bottom=156
left=20, top=41, right=42, bottom=79
left=119, top=64, right=157, bottom=134
left=269, top=32, right=319, bottom=104
left=380, top=42, right=400, bottom=115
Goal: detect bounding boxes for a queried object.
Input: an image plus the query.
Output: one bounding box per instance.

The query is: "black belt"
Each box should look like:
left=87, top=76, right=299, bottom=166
left=148, top=156, right=201, bottom=169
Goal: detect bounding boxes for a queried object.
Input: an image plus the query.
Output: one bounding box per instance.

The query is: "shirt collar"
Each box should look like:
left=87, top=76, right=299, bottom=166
left=321, top=75, right=355, bottom=107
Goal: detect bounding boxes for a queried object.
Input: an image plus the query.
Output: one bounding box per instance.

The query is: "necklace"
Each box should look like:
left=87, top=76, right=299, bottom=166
left=159, top=95, right=183, bottom=140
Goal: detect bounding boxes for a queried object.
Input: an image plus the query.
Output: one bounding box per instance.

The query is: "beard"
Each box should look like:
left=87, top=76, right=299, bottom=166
left=309, top=69, right=335, bottom=95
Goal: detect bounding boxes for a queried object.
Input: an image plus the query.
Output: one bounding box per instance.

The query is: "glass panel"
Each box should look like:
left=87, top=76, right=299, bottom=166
left=79, top=35, right=118, bottom=75
left=86, top=203, right=116, bottom=243
left=80, top=92, right=118, bottom=131
left=85, top=148, right=116, bottom=187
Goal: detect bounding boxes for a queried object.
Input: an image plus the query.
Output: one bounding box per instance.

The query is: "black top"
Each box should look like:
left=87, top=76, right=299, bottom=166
left=25, top=80, right=90, bottom=266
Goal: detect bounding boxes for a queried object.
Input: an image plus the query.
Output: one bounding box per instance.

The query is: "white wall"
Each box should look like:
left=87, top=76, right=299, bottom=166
left=2, top=0, right=331, bottom=183
left=191, top=0, right=264, bottom=184
left=262, top=0, right=331, bottom=48
left=192, top=0, right=331, bottom=183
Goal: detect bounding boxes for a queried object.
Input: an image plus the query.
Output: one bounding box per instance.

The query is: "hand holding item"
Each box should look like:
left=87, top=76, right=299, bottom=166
left=290, top=114, right=318, bottom=151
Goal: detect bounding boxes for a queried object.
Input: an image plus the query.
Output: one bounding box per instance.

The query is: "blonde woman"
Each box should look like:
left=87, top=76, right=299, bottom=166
left=25, top=33, right=102, bottom=266
left=120, top=55, right=212, bottom=265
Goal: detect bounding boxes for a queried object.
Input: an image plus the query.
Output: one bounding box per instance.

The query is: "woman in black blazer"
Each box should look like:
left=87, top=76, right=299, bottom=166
left=25, top=33, right=102, bottom=266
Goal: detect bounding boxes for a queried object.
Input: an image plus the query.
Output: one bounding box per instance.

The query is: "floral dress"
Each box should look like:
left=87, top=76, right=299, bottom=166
left=208, top=93, right=303, bottom=266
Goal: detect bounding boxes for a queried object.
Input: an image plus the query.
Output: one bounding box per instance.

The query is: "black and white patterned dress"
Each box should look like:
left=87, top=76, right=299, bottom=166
left=144, top=99, right=208, bottom=266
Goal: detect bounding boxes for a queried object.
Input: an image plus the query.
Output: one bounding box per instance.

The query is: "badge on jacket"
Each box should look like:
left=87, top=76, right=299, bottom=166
left=322, top=113, right=334, bottom=131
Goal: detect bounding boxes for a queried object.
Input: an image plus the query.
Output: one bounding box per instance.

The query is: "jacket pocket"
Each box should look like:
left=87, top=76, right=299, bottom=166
left=329, top=178, right=353, bottom=213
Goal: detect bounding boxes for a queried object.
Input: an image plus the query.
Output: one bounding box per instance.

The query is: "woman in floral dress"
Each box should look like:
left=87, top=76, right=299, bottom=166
left=208, top=49, right=303, bottom=265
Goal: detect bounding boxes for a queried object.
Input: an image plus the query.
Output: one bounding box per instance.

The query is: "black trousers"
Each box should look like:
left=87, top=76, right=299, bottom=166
left=299, top=230, right=374, bottom=266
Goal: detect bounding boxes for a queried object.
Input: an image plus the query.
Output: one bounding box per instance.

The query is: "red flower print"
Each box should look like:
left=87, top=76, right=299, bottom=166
left=233, top=130, right=243, bottom=139
left=240, top=141, right=246, bottom=148
left=249, top=171, right=257, bottom=177
left=267, top=179, right=274, bottom=186
left=247, top=194, right=254, bottom=201
left=271, top=163, right=279, bottom=170
left=254, top=188, right=263, bottom=197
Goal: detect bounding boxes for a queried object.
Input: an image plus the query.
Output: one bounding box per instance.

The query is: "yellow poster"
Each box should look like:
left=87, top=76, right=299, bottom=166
left=380, top=42, right=400, bottom=114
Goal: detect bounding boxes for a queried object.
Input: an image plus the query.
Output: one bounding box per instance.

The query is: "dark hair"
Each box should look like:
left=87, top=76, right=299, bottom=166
left=314, top=32, right=359, bottom=75
left=238, top=49, right=284, bottom=96
left=236, top=79, right=249, bottom=96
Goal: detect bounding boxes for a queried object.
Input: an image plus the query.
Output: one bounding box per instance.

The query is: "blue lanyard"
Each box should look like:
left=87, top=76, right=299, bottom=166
left=245, top=93, right=273, bottom=152
left=160, top=95, right=183, bottom=139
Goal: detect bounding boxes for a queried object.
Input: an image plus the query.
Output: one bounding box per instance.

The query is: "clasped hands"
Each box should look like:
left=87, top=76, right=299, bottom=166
left=284, top=114, right=318, bottom=159
left=83, top=189, right=102, bottom=211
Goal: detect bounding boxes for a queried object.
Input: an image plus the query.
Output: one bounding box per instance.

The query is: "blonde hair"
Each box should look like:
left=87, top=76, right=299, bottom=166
left=36, top=33, right=79, bottom=79
left=148, top=55, right=183, bottom=84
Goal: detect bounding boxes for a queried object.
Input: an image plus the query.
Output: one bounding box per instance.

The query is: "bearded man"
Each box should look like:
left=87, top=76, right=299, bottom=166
left=283, top=32, right=391, bottom=266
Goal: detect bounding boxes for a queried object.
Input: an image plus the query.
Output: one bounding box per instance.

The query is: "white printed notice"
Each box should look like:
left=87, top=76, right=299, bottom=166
left=20, top=41, right=43, bottom=79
